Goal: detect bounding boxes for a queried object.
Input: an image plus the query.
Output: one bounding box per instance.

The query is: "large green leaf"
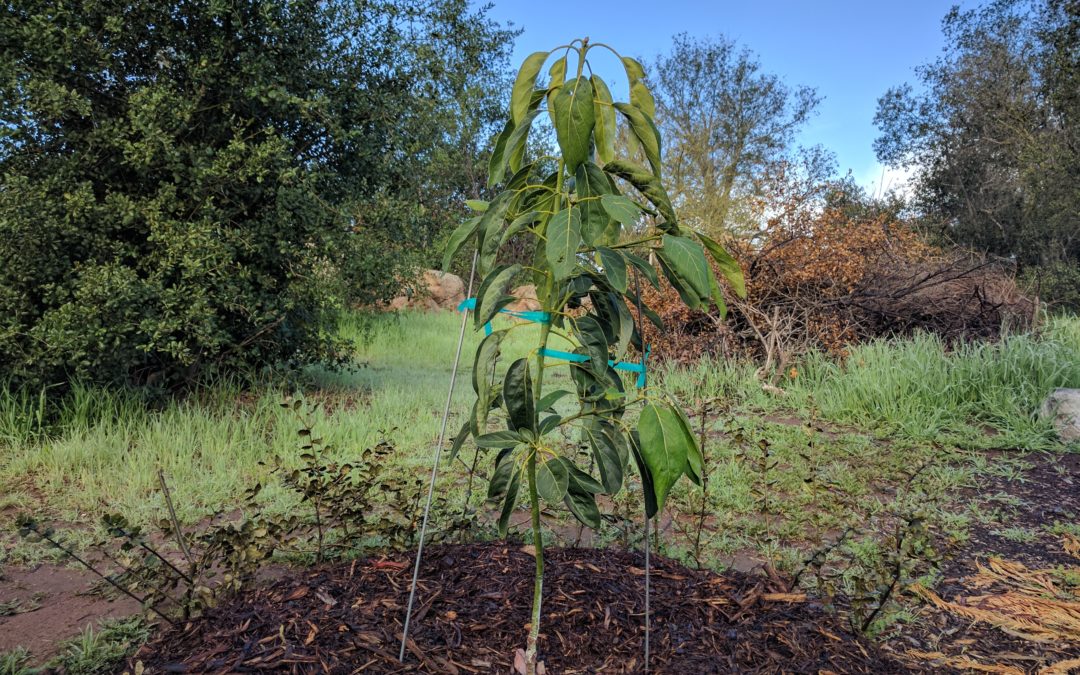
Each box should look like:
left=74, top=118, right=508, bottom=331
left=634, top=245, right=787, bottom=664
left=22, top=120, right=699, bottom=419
left=602, top=160, right=677, bottom=229
left=442, top=215, right=481, bottom=271
left=623, top=251, right=659, bottom=288
left=538, top=388, right=573, bottom=412
left=621, top=56, right=657, bottom=119
left=573, top=315, right=609, bottom=375
left=536, top=455, right=569, bottom=503
left=512, top=51, right=549, bottom=125
left=657, top=256, right=702, bottom=310
left=614, top=103, right=662, bottom=178
left=628, top=430, right=659, bottom=519
left=636, top=402, right=694, bottom=513
left=591, top=74, right=616, bottom=164
left=658, top=234, right=711, bottom=301
left=575, top=162, right=614, bottom=246
left=546, top=55, right=567, bottom=125
left=497, top=468, right=521, bottom=537
left=478, top=193, right=513, bottom=274
left=545, top=206, right=581, bottom=280
left=477, top=430, right=525, bottom=449
left=696, top=231, right=747, bottom=299
left=600, top=194, right=643, bottom=230
left=488, top=448, right=518, bottom=499
left=504, top=358, right=535, bottom=433
left=447, top=421, right=471, bottom=463
left=474, top=264, right=521, bottom=329
left=503, top=108, right=541, bottom=177
left=487, top=119, right=514, bottom=188
left=551, top=77, right=595, bottom=173
left=585, top=419, right=627, bottom=494
left=473, top=329, right=507, bottom=396
left=564, top=478, right=601, bottom=529
left=596, top=247, right=628, bottom=294
left=673, top=403, right=703, bottom=485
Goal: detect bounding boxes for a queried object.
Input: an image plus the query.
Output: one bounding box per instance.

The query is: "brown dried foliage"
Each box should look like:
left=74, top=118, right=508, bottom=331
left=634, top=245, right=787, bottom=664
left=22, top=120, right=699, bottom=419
left=643, top=207, right=1035, bottom=370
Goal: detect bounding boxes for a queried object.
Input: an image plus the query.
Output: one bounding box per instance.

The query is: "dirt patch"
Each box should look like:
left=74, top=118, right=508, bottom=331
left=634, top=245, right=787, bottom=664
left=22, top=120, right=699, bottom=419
left=132, top=544, right=903, bottom=674
left=0, top=565, right=140, bottom=659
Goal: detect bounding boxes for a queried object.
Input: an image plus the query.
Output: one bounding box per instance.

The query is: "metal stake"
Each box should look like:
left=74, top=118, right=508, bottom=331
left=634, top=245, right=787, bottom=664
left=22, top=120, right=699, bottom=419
left=399, top=251, right=478, bottom=662
left=644, top=514, right=651, bottom=672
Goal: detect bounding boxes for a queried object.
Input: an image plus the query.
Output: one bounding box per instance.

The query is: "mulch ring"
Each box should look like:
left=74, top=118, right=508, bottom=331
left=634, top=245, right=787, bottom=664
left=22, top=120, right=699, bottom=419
left=130, top=543, right=908, bottom=674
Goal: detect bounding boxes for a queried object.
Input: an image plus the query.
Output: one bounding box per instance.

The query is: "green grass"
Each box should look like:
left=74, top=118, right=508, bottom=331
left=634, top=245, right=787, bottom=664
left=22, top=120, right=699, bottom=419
left=1, top=313, right=1077, bottom=567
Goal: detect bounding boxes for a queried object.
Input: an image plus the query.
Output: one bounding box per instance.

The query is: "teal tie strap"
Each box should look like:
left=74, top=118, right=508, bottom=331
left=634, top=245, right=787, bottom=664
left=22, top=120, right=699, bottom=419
left=457, top=298, right=648, bottom=387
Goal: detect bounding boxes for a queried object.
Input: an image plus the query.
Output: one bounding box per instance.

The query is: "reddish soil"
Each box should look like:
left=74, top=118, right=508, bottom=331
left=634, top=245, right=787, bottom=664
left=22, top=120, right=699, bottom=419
left=0, top=565, right=140, bottom=657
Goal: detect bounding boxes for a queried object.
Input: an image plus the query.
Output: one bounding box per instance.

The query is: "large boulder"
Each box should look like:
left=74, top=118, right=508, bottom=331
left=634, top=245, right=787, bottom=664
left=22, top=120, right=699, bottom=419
left=388, top=270, right=465, bottom=311
left=505, top=284, right=541, bottom=313
left=1040, top=388, right=1080, bottom=443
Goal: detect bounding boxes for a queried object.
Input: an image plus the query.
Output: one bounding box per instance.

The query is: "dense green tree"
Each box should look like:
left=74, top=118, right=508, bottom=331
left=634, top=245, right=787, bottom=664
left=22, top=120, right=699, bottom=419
left=0, top=0, right=515, bottom=389
left=874, top=0, right=1079, bottom=308
left=649, top=33, right=821, bottom=236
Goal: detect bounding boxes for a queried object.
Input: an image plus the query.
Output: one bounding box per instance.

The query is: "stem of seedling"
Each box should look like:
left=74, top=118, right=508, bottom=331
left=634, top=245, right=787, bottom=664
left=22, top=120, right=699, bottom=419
left=525, top=320, right=552, bottom=675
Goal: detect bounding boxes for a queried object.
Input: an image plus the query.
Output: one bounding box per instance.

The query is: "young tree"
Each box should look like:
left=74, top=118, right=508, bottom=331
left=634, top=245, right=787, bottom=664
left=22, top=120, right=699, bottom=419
left=445, top=38, right=745, bottom=674
left=649, top=33, right=821, bottom=237
left=874, top=0, right=1079, bottom=306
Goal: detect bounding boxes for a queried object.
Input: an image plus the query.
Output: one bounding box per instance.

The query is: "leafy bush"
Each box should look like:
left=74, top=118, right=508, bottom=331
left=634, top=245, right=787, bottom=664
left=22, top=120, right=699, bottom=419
left=0, top=0, right=513, bottom=390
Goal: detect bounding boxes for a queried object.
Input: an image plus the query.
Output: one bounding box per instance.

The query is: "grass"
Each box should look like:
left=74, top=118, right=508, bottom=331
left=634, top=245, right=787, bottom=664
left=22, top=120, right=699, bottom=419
left=1, top=313, right=1077, bottom=570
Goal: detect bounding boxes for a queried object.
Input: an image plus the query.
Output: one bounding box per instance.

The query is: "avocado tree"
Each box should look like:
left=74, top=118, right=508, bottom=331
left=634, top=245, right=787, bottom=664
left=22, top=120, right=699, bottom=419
left=444, top=38, right=745, bottom=672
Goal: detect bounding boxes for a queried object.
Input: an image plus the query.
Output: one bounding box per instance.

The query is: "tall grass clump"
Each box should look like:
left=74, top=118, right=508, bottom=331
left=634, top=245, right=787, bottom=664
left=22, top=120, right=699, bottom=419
left=788, top=316, right=1080, bottom=447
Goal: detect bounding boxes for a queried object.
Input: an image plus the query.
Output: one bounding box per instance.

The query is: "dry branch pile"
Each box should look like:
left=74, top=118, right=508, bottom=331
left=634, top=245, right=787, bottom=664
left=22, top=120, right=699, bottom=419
left=643, top=208, right=1035, bottom=370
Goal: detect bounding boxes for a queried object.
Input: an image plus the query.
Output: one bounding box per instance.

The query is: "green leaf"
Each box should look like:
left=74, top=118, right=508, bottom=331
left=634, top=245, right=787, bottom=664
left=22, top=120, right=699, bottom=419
left=465, top=199, right=489, bottom=212
left=539, top=414, right=561, bottom=435
left=551, top=77, right=595, bottom=173
left=501, top=210, right=545, bottom=248
left=696, top=231, right=746, bottom=299
left=657, top=255, right=701, bottom=310
left=602, top=160, right=677, bottom=229
left=585, top=419, right=627, bottom=494
left=546, top=55, right=567, bottom=125
left=573, top=315, right=609, bottom=373
left=487, top=119, right=514, bottom=188
left=504, top=358, right=535, bottom=433
left=623, top=250, right=659, bottom=288
left=600, top=194, right=642, bottom=229
left=614, top=102, right=662, bottom=178
left=628, top=430, right=659, bottom=519
left=673, top=404, right=703, bottom=485
left=477, top=430, right=525, bottom=449
left=563, top=457, right=605, bottom=495
left=564, top=483, right=601, bottom=528
left=630, top=81, right=657, bottom=120
left=473, top=329, right=507, bottom=397
left=538, top=389, right=572, bottom=412
left=478, top=193, right=514, bottom=274
left=657, top=235, right=711, bottom=301
left=636, top=402, right=693, bottom=512
left=512, top=51, right=549, bottom=126
left=504, top=108, right=541, bottom=176
left=447, top=421, right=471, bottom=463
left=442, top=215, right=481, bottom=271
left=546, top=206, right=582, bottom=280
left=489, top=448, right=518, bottom=498
left=591, top=74, right=616, bottom=164
left=575, top=161, right=614, bottom=246
left=536, top=455, right=569, bottom=503
left=597, top=248, right=628, bottom=293
left=498, top=468, right=521, bottom=537
left=474, top=264, right=522, bottom=329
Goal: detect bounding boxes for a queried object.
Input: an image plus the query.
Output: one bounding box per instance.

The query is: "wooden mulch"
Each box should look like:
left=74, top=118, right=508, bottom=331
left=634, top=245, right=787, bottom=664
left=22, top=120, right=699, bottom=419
left=130, top=543, right=908, bottom=673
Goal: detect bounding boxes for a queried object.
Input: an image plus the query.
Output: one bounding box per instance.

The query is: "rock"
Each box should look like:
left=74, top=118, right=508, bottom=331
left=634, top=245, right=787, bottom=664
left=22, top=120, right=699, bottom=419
left=423, top=270, right=465, bottom=309
left=505, top=284, right=541, bottom=313
left=1040, top=388, right=1080, bottom=443
left=387, top=270, right=465, bottom=312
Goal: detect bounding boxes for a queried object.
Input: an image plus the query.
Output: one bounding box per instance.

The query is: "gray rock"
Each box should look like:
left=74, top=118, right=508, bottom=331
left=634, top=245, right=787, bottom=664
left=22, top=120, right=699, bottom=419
left=1040, top=388, right=1080, bottom=443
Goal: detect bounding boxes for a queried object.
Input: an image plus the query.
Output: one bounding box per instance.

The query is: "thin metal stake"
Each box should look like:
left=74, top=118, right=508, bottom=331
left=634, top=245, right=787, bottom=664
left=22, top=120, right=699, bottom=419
left=644, top=514, right=651, bottom=673
left=399, top=251, right=478, bottom=662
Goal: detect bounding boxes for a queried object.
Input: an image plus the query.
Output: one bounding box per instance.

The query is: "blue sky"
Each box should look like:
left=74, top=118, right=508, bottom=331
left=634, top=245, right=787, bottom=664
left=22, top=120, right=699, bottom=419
left=481, top=0, right=971, bottom=194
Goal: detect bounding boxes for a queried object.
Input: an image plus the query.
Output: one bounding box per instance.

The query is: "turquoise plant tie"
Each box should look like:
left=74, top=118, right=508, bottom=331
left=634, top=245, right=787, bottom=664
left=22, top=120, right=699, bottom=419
left=457, top=297, right=649, bottom=388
